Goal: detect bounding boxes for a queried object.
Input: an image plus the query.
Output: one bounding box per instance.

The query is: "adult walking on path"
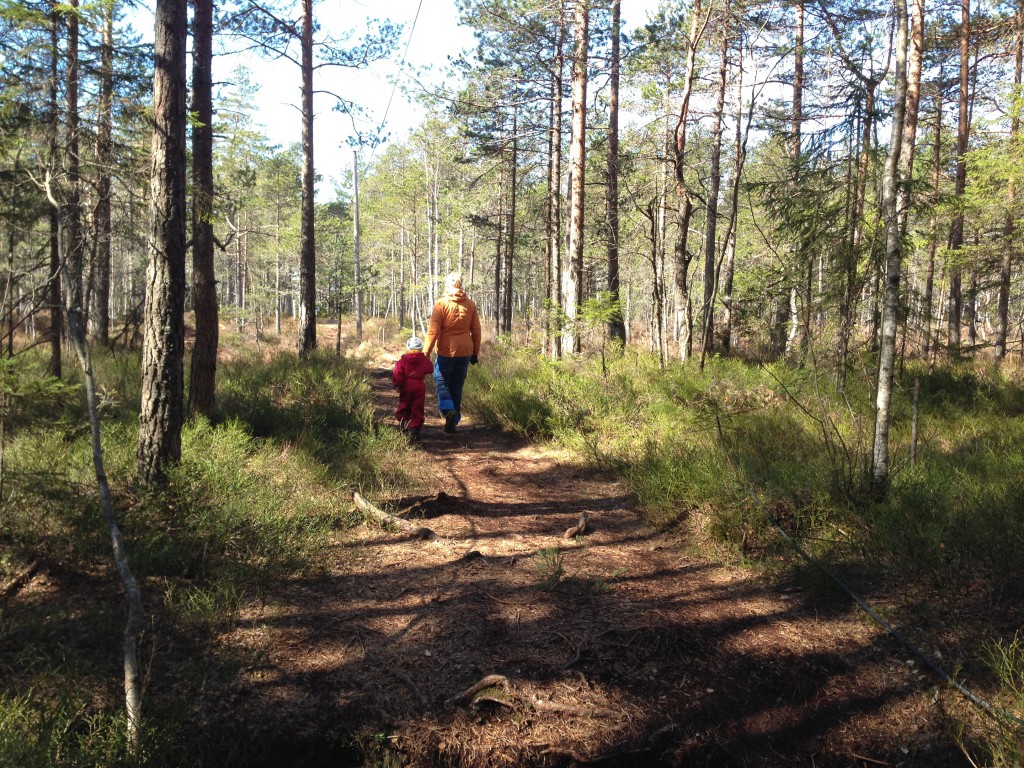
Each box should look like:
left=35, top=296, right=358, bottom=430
left=425, top=272, right=481, bottom=433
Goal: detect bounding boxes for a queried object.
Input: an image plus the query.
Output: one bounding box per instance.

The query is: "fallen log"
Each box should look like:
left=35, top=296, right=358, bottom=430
left=563, top=510, right=590, bottom=539
left=444, top=674, right=508, bottom=708
left=1, top=561, right=39, bottom=601
left=353, top=492, right=441, bottom=541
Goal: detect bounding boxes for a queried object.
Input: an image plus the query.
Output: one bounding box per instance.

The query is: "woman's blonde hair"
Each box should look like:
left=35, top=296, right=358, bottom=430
left=445, top=272, right=463, bottom=291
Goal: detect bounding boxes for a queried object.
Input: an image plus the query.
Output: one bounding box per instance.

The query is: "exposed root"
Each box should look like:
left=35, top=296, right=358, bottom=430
left=443, top=674, right=509, bottom=709
left=354, top=492, right=441, bottom=541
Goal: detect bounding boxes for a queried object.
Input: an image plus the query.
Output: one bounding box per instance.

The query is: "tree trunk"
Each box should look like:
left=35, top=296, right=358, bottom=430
left=353, top=150, right=363, bottom=339
left=606, top=0, right=625, bottom=342
left=897, top=0, right=924, bottom=234
left=721, top=39, right=746, bottom=354
left=296, top=0, right=317, bottom=355
left=699, top=4, right=730, bottom=362
left=65, top=0, right=83, bottom=315
left=550, top=3, right=565, bottom=360
left=65, top=276, right=145, bottom=755
left=563, top=0, right=589, bottom=355
left=794, top=1, right=813, bottom=359
left=91, top=2, right=113, bottom=345
left=48, top=2, right=62, bottom=379
left=504, top=109, right=517, bottom=335
left=188, top=0, right=218, bottom=419
left=922, top=79, right=942, bottom=358
left=872, top=0, right=908, bottom=494
left=947, top=0, right=970, bottom=355
left=997, top=0, right=1023, bottom=361
left=137, top=0, right=188, bottom=484
left=673, top=0, right=707, bottom=362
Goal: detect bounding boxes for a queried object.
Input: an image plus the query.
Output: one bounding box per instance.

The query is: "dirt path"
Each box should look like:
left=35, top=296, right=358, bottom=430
left=233, top=360, right=964, bottom=767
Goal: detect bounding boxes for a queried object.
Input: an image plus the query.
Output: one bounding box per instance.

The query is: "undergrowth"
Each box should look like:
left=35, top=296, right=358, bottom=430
left=468, top=344, right=1024, bottom=758
left=0, top=344, right=417, bottom=767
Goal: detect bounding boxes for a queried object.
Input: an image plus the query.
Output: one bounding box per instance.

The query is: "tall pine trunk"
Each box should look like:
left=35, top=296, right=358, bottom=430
left=606, top=0, right=625, bottom=342
left=504, top=109, right=517, bottom=335
left=47, top=2, right=62, bottom=378
left=947, top=0, right=970, bottom=355
left=563, top=0, right=589, bottom=355
left=91, top=2, right=113, bottom=344
left=138, top=0, right=188, bottom=484
left=296, top=0, right=317, bottom=355
left=997, top=0, right=1023, bottom=361
left=922, top=80, right=942, bottom=359
left=189, top=0, right=218, bottom=418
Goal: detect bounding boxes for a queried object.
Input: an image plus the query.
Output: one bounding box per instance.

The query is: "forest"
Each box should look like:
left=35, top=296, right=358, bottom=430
left=2, top=0, right=1024, bottom=765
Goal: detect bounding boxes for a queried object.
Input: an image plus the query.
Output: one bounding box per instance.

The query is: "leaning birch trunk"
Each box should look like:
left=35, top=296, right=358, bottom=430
left=69, top=306, right=144, bottom=752
left=871, top=0, right=909, bottom=494
left=48, top=194, right=144, bottom=755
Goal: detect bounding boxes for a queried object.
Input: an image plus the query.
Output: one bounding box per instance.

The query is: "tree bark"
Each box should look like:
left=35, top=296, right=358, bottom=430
left=872, top=0, right=908, bottom=494
left=550, top=3, right=564, bottom=360
left=922, top=78, right=942, bottom=359
left=606, top=0, right=625, bottom=342
left=997, top=0, right=1023, bottom=361
left=65, top=0, right=83, bottom=315
left=673, top=0, right=707, bottom=362
left=947, top=0, right=971, bottom=355
left=189, top=0, right=218, bottom=419
left=66, top=295, right=144, bottom=755
left=353, top=150, right=363, bottom=339
left=47, top=2, right=62, bottom=379
left=563, top=0, right=589, bottom=355
left=91, top=2, right=114, bottom=345
left=296, top=0, right=317, bottom=355
left=699, top=3, right=730, bottom=363
left=504, top=108, right=517, bottom=335
left=722, top=38, right=749, bottom=354
left=138, top=0, right=188, bottom=484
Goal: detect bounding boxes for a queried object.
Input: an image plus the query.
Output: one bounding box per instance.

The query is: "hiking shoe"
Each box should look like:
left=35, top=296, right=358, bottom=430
left=443, top=410, right=458, bottom=433
left=408, top=427, right=421, bottom=443
left=399, top=418, right=409, bottom=433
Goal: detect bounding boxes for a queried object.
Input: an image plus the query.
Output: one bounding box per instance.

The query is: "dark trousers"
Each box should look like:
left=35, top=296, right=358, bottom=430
left=434, top=355, right=471, bottom=420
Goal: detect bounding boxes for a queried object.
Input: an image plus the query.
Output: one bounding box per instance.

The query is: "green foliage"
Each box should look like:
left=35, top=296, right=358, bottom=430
left=470, top=349, right=1024, bottom=583
left=533, top=547, right=564, bottom=590
left=0, top=345, right=420, bottom=766
left=970, top=634, right=1024, bottom=768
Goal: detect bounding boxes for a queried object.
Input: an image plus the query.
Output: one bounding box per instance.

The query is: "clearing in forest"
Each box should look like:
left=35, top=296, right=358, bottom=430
left=229, top=357, right=965, bottom=767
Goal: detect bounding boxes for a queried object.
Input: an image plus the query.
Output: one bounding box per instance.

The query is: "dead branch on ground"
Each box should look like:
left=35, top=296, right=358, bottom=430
left=354, top=492, right=441, bottom=541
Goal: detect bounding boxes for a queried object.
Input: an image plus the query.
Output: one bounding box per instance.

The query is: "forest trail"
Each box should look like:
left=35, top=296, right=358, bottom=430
left=231, top=355, right=959, bottom=767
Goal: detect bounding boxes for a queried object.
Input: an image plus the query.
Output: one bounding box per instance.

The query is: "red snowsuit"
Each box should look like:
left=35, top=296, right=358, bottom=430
left=392, top=351, right=435, bottom=429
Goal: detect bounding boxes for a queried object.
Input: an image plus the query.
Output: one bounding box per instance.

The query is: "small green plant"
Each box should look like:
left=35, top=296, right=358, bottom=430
left=588, top=566, right=628, bottom=592
left=534, top=547, right=564, bottom=590
left=967, top=633, right=1024, bottom=767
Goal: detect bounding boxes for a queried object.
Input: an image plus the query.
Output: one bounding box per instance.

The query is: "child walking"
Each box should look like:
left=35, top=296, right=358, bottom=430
left=392, top=337, right=435, bottom=441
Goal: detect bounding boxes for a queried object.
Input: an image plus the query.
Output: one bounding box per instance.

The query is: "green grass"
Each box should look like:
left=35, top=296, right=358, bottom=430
left=0, top=342, right=423, bottom=767
left=467, top=346, right=1024, bottom=583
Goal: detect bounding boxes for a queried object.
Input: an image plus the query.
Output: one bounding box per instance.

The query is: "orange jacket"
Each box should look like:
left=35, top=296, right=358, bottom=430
left=424, top=289, right=481, bottom=358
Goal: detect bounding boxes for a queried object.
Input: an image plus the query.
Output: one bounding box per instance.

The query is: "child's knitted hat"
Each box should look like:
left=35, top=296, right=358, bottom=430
left=407, top=337, right=423, bottom=350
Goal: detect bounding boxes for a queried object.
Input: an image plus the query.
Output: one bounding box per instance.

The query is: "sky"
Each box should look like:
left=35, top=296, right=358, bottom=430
left=133, top=0, right=663, bottom=198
